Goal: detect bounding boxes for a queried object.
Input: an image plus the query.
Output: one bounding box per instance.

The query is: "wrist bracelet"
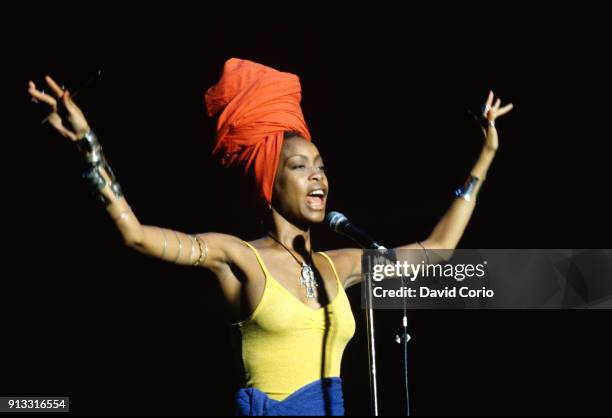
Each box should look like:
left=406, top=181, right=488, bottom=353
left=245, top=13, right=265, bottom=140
left=78, top=130, right=124, bottom=205
left=76, top=130, right=102, bottom=165
left=194, top=236, right=209, bottom=266
left=454, top=175, right=481, bottom=202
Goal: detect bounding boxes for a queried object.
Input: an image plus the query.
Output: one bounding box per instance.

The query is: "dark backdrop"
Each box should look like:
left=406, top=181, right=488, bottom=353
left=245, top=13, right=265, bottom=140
left=5, top=3, right=612, bottom=415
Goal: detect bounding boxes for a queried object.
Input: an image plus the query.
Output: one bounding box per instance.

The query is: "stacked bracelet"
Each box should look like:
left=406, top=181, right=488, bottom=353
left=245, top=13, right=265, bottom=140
left=194, top=236, right=209, bottom=266
left=160, top=228, right=168, bottom=260
left=173, top=231, right=183, bottom=263
left=188, top=235, right=196, bottom=265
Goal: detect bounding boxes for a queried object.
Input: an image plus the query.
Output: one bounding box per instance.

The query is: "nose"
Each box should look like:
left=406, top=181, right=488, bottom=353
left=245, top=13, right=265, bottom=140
left=309, top=169, right=323, bottom=182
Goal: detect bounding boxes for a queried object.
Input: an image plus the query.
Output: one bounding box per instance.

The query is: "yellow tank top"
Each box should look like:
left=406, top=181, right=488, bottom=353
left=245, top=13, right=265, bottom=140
left=232, top=241, right=356, bottom=401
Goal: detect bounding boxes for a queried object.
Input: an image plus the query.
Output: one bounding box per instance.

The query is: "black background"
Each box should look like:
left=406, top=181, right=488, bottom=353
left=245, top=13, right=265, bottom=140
left=5, top=3, right=612, bottom=415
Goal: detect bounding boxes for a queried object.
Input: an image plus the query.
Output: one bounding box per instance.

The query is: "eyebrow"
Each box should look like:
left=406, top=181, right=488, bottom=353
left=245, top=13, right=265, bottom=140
left=287, top=154, right=323, bottom=161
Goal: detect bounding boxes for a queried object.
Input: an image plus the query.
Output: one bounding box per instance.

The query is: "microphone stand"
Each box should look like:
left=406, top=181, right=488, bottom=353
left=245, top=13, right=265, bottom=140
left=363, top=243, right=384, bottom=416
left=364, top=242, right=412, bottom=416
left=327, top=212, right=412, bottom=416
left=396, top=276, right=412, bottom=416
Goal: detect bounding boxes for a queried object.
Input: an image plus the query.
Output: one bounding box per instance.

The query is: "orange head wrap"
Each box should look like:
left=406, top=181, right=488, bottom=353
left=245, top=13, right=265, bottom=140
left=205, top=58, right=311, bottom=206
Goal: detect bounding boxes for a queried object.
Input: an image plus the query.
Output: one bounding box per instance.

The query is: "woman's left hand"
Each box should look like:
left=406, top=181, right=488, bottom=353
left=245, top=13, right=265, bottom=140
left=481, top=91, right=513, bottom=152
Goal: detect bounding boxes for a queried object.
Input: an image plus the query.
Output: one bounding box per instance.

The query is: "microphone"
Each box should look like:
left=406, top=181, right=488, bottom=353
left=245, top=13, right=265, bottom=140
left=325, top=211, right=385, bottom=250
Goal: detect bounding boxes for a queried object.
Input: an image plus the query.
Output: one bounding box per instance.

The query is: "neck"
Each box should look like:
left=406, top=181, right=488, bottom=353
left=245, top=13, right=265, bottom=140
left=267, top=209, right=312, bottom=256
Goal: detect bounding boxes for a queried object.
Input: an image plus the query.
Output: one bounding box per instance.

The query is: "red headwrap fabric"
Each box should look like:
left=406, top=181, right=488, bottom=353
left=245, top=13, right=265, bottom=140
left=205, top=58, right=311, bottom=205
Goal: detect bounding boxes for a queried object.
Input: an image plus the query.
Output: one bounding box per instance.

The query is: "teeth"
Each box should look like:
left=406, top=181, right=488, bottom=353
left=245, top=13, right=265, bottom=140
left=309, top=190, right=325, bottom=196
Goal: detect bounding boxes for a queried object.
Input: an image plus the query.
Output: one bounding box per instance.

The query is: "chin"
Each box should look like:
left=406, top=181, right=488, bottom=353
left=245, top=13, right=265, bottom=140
left=305, top=209, right=326, bottom=223
left=311, top=214, right=326, bottom=224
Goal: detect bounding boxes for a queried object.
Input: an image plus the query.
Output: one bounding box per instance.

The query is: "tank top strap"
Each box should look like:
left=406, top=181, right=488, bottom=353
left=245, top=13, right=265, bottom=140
left=240, top=240, right=273, bottom=279
left=316, top=251, right=342, bottom=288
left=241, top=240, right=343, bottom=291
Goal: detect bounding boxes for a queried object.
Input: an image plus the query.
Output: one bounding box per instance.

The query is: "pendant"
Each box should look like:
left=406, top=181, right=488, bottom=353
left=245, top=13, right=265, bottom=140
left=300, top=263, right=318, bottom=298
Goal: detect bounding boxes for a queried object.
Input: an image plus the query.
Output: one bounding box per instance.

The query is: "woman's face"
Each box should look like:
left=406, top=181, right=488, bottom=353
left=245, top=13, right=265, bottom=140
left=272, top=136, right=328, bottom=225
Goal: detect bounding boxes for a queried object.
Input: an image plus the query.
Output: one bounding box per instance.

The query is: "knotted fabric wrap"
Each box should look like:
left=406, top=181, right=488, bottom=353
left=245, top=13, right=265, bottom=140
left=235, top=377, right=345, bottom=416
left=205, top=58, right=311, bottom=205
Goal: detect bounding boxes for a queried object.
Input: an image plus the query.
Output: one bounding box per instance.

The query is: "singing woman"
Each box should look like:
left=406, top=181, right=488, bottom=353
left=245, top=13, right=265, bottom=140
left=27, top=58, right=513, bottom=415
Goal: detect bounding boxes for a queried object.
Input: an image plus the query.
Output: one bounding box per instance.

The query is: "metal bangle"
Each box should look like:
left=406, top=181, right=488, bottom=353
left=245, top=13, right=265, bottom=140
left=77, top=130, right=103, bottom=165
left=188, top=235, right=196, bottom=265
left=417, top=241, right=430, bottom=264
left=78, top=129, right=124, bottom=205
left=454, top=175, right=481, bottom=202
left=194, top=236, right=204, bottom=266
left=174, top=231, right=182, bottom=263
left=160, top=228, right=168, bottom=260
left=202, top=239, right=209, bottom=265
left=194, top=236, right=208, bottom=266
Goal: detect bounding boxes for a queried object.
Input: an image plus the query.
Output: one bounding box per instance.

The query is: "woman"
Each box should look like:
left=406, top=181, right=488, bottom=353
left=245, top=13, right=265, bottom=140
left=27, top=58, right=513, bottom=416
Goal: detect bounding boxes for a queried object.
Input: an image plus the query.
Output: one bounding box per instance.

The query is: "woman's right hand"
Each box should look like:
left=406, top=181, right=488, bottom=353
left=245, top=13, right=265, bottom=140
left=28, top=75, right=90, bottom=141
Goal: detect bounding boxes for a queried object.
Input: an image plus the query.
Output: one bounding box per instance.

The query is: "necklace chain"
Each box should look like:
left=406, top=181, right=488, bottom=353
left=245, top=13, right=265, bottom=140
left=267, top=233, right=318, bottom=298
left=266, top=233, right=312, bottom=266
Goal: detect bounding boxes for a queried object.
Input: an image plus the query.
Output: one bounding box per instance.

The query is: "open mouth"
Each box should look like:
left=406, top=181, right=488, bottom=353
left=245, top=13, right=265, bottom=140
left=306, top=189, right=326, bottom=209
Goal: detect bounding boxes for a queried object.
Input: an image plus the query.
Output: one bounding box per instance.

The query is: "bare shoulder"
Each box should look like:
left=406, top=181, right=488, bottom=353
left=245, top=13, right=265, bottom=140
left=322, top=247, right=363, bottom=262
left=192, top=232, right=251, bottom=274
left=193, top=232, right=265, bottom=313
left=319, top=247, right=363, bottom=289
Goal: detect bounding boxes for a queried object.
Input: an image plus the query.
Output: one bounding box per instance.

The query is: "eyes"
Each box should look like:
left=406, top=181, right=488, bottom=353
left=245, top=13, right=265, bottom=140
left=292, top=164, right=325, bottom=172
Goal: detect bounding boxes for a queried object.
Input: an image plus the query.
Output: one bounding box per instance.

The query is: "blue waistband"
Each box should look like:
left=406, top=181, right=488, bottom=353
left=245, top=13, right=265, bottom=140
left=235, top=377, right=345, bottom=416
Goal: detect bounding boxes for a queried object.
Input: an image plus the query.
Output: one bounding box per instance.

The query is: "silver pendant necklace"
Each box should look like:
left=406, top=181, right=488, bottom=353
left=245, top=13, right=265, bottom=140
left=267, top=233, right=318, bottom=298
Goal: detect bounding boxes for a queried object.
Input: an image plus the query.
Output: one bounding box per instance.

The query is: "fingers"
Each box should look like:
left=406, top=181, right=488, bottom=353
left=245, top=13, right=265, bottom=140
left=28, top=81, right=57, bottom=108
left=45, top=75, right=66, bottom=98
left=30, top=77, right=83, bottom=140
left=61, top=90, right=79, bottom=113
left=496, top=103, right=514, bottom=117
left=483, top=89, right=514, bottom=121
left=482, top=91, right=494, bottom=117
left=485, top=91, right=494, bottom=107
left=47, top=114, right=78, bottom=141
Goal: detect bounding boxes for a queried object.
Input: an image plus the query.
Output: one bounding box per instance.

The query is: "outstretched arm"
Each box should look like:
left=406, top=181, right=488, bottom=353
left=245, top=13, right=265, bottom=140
left=401, top=91, right=513, bottom=253
left=329, top=91, right=514, bottom=289
left=27, top=76, right=235, bottom=274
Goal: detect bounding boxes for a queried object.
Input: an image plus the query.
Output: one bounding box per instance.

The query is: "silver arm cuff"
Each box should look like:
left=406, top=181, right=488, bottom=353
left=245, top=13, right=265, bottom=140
left=77, top=130, right=123, bottom=205
left=454, top=175, right=481, bottom=202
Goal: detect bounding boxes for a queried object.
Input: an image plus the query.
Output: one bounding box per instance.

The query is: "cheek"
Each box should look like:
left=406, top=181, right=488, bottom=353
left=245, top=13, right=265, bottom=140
left=276, top=172, right=291, bottom=193
left=277, top=173, right=306, bottom=202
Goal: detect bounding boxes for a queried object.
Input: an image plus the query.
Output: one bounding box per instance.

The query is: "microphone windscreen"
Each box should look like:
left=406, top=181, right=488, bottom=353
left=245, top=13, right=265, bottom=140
left=325, top=211, right=347, bottom=231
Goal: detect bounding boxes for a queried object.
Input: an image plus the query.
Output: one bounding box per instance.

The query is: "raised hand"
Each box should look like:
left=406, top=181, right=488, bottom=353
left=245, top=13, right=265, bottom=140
left=481, top=91, right=514, bottom=151
left=28, top=75, right=90, bottom=141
